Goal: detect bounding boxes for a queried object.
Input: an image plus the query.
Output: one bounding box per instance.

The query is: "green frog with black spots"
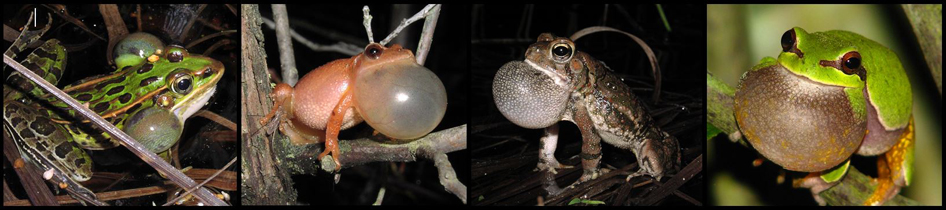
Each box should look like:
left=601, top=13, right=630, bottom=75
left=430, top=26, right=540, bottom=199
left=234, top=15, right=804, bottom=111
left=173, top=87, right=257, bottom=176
left=492, top=33, right=680, bottom=189
left=3, top=28, right=224, bottom=200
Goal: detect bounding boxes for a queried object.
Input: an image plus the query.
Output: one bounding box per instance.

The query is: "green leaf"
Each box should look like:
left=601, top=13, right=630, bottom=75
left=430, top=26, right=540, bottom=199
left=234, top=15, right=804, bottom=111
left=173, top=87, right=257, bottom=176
left=820, top=160, right=851, bottom=183
left=707, top=123, right=722, bottom=140
left=568, top=198, right=605, bottom=205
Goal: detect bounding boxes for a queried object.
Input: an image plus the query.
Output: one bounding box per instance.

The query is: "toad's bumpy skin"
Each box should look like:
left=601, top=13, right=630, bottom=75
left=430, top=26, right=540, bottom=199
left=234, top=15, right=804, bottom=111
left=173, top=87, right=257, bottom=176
left=493, top=33, right=680, bottom=184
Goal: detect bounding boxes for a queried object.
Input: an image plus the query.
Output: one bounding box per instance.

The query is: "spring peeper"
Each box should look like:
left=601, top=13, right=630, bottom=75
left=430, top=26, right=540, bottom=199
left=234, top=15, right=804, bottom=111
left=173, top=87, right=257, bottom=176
left=261, top=43, right=447, bottom=171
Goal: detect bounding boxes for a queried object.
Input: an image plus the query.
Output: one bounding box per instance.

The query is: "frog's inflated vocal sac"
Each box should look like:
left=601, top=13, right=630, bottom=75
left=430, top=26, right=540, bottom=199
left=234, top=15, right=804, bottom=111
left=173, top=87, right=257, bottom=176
left=734, top=27, right=913, bottom=205
left=493, top=33, right=680, bottom=186
left=261, top=43, right=447, bottom=171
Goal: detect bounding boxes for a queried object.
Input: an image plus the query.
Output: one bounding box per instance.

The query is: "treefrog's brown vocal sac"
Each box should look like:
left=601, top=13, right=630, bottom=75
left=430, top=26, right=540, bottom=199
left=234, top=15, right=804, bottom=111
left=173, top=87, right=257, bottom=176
left=492, top=33, right=680, bottom=185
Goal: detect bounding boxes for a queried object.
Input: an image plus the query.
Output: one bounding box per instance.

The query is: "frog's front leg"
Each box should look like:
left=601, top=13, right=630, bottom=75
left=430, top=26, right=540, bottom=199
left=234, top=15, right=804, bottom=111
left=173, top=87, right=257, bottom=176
left=864, top=117, right=914, bottom=206
left=319, top=91, right=353, bottom=171
left=537, top=124, right=572, bottom=174
left=572, top=102, right=603, bottom=182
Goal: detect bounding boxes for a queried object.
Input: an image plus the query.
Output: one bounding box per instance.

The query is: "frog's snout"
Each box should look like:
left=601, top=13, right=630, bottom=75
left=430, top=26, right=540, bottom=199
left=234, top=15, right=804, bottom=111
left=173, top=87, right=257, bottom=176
left=492, top=61, right=569, bottom=129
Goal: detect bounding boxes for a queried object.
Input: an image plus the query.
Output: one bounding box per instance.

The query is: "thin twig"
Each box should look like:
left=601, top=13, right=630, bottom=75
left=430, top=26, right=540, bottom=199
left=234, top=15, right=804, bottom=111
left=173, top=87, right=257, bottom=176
left=163, top=157, right=237, bottom=206
left=271, top=4, right=298, bottom=86
left=362, top=6, right=374, bottom=43
left=184, top=30, right=237, bottom=49
left=414, top=4, right=440, bottom=65
left=379, top=4, right=437, bottom=46
left=3, top=55, right=227, bottom=206
left=260, top=17, right=362, bottom=56
left=194, top=110, right=236, bottom=131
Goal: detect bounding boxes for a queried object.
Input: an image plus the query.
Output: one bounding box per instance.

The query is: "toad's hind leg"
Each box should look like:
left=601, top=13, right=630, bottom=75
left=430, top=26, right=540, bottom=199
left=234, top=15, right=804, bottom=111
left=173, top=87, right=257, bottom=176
left=319, top=91, right=353, bottom=171
left=864, top=117, right=914, bottom=206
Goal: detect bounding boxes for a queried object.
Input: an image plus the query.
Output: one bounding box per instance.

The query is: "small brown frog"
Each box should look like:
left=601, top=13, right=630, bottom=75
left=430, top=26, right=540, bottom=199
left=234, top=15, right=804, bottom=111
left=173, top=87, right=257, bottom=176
left=492, top=33, right=680, bottom=186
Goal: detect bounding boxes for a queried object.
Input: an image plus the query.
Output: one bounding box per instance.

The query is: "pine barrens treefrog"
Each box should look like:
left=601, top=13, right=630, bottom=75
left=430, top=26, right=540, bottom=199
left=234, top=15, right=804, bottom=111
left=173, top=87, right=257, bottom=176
left=734, top=27, right=913, bottom=205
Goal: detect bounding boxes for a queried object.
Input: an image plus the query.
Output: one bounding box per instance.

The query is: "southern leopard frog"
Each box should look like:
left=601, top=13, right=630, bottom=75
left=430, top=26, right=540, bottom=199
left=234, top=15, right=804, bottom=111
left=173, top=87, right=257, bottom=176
left=3, top=29, right=224, bottom=198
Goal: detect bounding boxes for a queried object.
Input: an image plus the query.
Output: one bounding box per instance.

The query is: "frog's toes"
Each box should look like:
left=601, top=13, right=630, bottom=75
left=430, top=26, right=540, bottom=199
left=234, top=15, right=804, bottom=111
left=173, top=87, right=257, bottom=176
left=536, top=160, right=572, bottom=174
left=626, top=168, right=659, bottom=183
left=578, top=168, right=601, bottom=182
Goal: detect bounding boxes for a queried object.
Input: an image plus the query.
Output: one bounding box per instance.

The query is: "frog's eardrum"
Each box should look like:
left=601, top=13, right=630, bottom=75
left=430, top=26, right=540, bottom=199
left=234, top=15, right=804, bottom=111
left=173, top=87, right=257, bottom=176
left=492, top=61, right=569, bottom=129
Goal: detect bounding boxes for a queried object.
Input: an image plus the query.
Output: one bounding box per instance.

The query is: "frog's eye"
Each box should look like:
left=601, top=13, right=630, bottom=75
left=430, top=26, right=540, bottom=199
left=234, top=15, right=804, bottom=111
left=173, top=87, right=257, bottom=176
left=839, top=51, right=867, bottom=80
left=365, top=44, right=383, bottom=59
left=550, top=43, right=573, bottom=61
left=166, top=47, right=189, bottom=63
left=780, top=29, right=805, bottom=58
left=168, top=70, right=194, bottom=95
left=841, top=51, right=861, bottom=72
left=780, top=29, right=796, bottom=52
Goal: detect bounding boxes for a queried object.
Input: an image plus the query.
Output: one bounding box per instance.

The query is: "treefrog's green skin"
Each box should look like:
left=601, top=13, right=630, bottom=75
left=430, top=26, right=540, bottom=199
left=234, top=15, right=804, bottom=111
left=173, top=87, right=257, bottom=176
left=3, top=35, right=224, bottom=186
left=777, top=27, right=911, bottom=130
left=734, top=27, right=914, bottom=205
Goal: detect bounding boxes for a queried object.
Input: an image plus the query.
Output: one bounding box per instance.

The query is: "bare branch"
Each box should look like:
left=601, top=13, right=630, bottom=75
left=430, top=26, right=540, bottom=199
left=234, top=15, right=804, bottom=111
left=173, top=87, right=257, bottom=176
left=379, top=4, right=437, bottom=45
left=362, top=6, right=374, bottom=43
left=261, top=17, right=362, bottom=56
left=414, top=4, right=440, bottom=65
left=272, top=4, right=298, bottom=86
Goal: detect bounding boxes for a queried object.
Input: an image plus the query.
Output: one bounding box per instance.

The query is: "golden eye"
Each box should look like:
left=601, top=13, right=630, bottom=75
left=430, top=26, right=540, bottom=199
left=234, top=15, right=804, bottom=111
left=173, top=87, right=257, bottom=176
left=169, top=70, right=194, bottom=95
left=550, top=43, right=573, bottom=61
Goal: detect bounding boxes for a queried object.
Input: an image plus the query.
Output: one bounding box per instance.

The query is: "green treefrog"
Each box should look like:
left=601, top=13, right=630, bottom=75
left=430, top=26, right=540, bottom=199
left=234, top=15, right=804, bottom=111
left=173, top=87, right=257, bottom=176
left=733, top=27, right=913, bottom=205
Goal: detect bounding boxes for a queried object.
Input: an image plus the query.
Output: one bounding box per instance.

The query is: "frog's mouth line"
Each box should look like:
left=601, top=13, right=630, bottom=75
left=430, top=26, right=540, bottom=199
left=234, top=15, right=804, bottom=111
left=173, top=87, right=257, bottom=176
left=173, top=85, right=216, bottom=121
left=523, top=59, right=568, bottom=87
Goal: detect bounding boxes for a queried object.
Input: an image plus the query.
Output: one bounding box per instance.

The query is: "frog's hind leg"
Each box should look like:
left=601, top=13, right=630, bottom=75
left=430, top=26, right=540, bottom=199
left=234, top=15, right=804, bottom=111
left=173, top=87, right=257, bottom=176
left=280, top=117, right=326, bottom=145
left=319, top=92, right=353, bottom=171
left=537, top=124, right=572, bottom=174
left=864, top=117, right=914, bottom=206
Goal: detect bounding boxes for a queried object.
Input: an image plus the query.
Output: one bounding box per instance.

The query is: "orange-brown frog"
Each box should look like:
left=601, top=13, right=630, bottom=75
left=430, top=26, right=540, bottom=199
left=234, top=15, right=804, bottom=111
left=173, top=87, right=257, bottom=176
left=493, top=33, right=680, bottom=187
left=261, top=43, right=447, bottom=171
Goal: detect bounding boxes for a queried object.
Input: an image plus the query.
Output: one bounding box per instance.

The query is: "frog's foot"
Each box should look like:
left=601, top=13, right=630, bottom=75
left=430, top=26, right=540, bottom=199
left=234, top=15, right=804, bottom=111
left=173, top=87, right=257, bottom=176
left=317, top=137, right=342, bottom=171
left=626, top=169, right=655, bottom=183
left=578, top=167, right=604, bottom=182
left=792, top=172, right=834, bottom=206
left=536, top=158, right=572, bottom=174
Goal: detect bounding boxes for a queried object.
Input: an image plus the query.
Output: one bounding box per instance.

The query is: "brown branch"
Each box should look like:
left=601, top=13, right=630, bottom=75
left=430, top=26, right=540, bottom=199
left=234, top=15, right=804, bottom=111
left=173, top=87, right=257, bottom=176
left=240, top=4, right=299, bottom=205
left=323, top=125, right=466, bottom=169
